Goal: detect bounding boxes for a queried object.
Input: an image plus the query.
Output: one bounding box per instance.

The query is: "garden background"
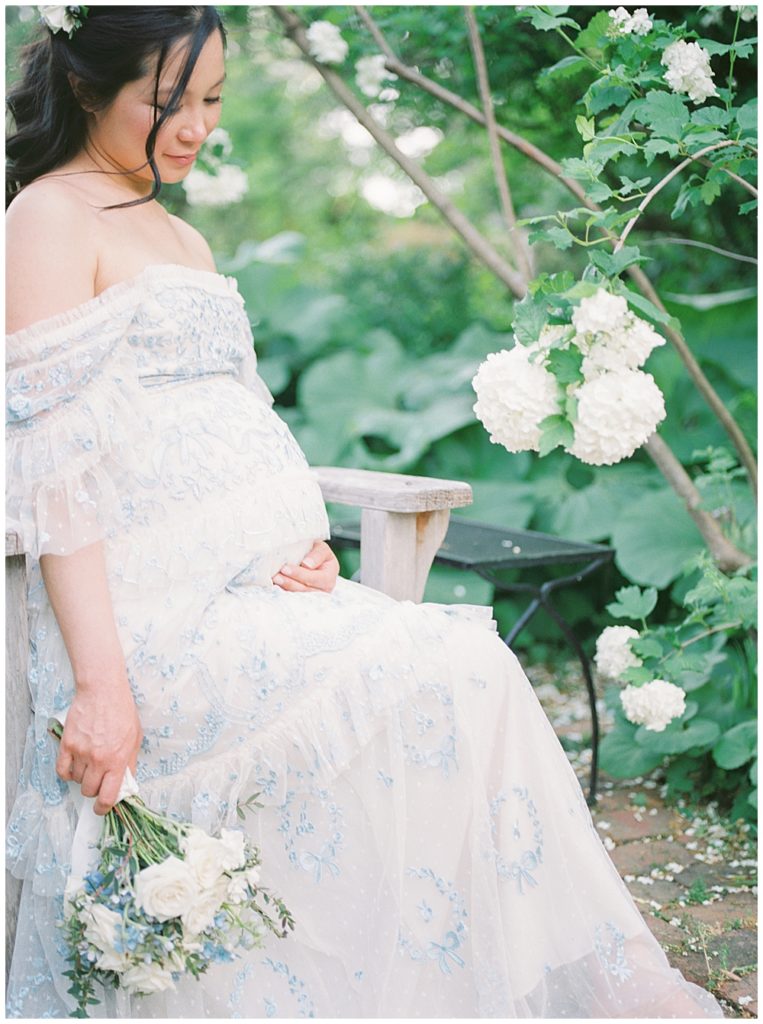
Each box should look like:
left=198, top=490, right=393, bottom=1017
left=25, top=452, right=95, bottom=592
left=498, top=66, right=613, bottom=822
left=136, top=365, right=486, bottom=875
left=6, top=3, right=758, bottom=1011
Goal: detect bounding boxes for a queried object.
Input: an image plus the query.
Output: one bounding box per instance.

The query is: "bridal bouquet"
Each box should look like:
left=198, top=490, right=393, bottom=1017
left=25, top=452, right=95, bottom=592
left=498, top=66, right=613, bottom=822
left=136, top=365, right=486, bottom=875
left=50, top=725, right=293, bottom=1017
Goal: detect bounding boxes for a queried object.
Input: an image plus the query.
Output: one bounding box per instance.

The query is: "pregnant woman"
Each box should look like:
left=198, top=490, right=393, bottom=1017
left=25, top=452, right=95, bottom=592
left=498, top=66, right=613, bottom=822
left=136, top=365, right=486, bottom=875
left=6, top=7, right=722, bottom=1018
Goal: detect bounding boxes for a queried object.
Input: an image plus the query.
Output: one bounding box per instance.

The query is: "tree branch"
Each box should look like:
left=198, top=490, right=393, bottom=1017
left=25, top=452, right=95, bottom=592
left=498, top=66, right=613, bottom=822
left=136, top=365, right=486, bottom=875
left=640, top=236, right=757, bottom=266
left=696, top=156, right=758, bottom=198
left=644, top=434, right=752, bottom=572
left=271, top=7, right=527, bottom=298
left=463, top=7, right=534, bottom=283
left=614, top=141, right=738, bottom=253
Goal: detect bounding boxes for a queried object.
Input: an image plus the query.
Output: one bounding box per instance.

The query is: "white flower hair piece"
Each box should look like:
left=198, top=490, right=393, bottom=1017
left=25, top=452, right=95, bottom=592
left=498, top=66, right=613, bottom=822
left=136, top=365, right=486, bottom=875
left=595, top=626, right=643, bottom=680
left=305, top=20, right=349, bottom=65
left=620, top=679, right=686, bottom=732
left=661, top=40, right=718, bottom=104
left=38, top=5, right=88, bottom=38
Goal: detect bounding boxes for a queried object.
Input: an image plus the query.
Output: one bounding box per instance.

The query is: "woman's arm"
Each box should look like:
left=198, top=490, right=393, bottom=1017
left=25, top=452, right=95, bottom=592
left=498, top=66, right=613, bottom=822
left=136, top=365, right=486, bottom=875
left=41, top=542, right=142, bottom=815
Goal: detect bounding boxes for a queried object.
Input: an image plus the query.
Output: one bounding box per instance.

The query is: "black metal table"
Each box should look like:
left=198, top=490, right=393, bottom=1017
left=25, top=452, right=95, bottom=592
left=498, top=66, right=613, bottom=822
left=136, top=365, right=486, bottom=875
left=330, top=515, right=614, bottom=803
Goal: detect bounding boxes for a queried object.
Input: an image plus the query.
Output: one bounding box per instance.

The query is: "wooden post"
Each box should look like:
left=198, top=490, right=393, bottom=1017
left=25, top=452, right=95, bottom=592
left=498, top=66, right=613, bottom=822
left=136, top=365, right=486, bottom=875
left=6, top=531, right=28, bottom=983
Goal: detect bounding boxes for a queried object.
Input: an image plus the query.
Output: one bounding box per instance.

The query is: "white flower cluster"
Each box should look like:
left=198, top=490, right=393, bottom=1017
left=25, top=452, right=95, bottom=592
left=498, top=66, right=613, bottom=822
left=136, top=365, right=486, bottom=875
left=38, top=5, right=84, bottom=35
left=305, top=20, right=349, bottom=64
left=594, top=625, right=643, bottom=680
left=472, top=346, right=560, bottom=453
left=620, top=679, right=686, bottom=732
left=183, top=164, right=248, bottom=207
left=730, top=5, right=756, bottom=22
left=473, top=287, right=666, bottom=465
left=608, top=7, right=653, bottom=36
left=355, top=54, right=398, bottom=98
left=661, top=40, right=718, bottom=104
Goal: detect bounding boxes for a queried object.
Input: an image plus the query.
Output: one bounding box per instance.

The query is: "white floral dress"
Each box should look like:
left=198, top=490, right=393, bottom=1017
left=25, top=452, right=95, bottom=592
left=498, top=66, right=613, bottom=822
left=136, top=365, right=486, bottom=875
left=6, top=264, right=722, bottom=1019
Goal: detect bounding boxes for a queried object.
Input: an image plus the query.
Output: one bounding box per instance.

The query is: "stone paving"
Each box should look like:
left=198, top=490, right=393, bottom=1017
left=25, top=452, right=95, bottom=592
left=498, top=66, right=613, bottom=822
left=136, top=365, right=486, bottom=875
left=526, top=660, right=758, bottom=1019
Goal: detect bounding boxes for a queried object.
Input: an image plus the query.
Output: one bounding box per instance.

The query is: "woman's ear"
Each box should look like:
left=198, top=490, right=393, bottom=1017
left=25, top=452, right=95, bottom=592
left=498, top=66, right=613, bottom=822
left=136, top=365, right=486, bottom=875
left=67, top=72, right=96, bottom=113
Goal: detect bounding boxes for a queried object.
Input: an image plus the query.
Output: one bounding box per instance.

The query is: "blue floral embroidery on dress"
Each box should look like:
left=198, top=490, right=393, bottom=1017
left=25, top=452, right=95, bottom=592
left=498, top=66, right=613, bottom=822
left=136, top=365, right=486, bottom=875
left=594, top=922, right=634, bottom=982
left=261, top=958, right=315, bottom=1017
left=487, top=786, right=545, bottom=894
left=398, top=867, right=469, bottom=976
left=278, top=781, right=344, bottom=883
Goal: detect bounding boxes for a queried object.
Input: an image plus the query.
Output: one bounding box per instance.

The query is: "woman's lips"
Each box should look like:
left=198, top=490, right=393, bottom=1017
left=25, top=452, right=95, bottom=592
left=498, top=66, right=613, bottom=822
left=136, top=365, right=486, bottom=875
left=165, top=153, right=198, bottom=166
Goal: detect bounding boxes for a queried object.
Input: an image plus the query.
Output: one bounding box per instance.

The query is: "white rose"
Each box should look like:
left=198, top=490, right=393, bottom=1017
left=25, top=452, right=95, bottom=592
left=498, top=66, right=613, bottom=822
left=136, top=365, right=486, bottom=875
left=620, top=679, right=686, bottom=732
left=305, top=21, right=349, bottom=64
left=472, top=345, right=560, bottom=453
left=181, top=829, right=227, bottom=889
left=121, top=961, right=177, bottom=996
left=134, top=857, right=199, bottom=922
left=96, top=948, right=132, bottom=974
left=595, top=626, right=643, bottom=680
left=83, top=903, right=122, bottom=954
left=569, top=369, right=666, bottom=465
left=181, top=879, right=229, bottom=938
left=38, top=6, right=76, bottom=33
left=219, top=829, right=247, bottom=872
left=226, top=873, right=250, bottom=904
left=572, top=289, right=630, bottom=338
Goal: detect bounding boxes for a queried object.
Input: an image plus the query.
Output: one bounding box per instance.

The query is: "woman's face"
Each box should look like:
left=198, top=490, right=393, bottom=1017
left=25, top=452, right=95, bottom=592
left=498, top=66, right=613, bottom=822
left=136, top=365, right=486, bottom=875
left=86, top=29, right=226, bottom=193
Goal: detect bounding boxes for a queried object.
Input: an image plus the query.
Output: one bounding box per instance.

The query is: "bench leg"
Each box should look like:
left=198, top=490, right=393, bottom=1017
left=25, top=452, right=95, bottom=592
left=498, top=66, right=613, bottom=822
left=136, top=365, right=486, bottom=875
left=359, top=508, right=451, bottom=603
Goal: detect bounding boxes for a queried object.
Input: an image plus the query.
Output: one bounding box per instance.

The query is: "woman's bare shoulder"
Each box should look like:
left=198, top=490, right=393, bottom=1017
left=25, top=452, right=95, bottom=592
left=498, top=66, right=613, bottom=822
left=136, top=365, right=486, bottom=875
left=6, top=179, right=99, bottom=333
left=168, top=213, right=217, bottom=272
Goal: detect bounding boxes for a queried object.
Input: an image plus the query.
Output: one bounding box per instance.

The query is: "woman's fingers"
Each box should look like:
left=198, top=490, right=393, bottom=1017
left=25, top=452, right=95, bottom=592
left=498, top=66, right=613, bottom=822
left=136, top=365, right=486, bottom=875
left=93, top=770, right=124, bottom=816
left=272, top=541, right=340, bottom=593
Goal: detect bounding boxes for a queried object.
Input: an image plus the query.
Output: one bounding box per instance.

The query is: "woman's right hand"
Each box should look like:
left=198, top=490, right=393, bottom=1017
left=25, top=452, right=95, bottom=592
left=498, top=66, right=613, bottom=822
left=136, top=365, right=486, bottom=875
left=56, top=674, right=142, bottom=816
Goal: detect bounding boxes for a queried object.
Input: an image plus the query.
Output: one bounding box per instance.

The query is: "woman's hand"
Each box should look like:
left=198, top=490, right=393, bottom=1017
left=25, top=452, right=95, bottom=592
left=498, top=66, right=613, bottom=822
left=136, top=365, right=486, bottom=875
left=273, top=540, right=340, bottom=594
left=56, top=675, right=143, bottom=816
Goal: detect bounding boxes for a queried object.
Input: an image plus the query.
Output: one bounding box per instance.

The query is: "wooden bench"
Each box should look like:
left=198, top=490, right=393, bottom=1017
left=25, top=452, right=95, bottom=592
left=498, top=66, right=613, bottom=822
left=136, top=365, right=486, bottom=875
left=5, top=467, right=472, bottom=980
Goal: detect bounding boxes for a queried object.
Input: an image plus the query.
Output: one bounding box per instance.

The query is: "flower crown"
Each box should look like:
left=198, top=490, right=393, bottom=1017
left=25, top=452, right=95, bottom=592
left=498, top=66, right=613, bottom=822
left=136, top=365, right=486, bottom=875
left=38, top=6, right=88, bottom=39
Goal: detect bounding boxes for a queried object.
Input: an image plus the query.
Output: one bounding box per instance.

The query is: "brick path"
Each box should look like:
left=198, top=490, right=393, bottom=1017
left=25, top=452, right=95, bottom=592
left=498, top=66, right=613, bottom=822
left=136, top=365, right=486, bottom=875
left=526, top=660, right=758, bottom=1019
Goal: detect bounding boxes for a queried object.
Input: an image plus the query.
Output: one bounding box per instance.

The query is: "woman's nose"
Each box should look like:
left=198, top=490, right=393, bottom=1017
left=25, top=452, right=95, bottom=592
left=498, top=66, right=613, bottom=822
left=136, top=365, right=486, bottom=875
left=177, top=112, right=207, bottom=144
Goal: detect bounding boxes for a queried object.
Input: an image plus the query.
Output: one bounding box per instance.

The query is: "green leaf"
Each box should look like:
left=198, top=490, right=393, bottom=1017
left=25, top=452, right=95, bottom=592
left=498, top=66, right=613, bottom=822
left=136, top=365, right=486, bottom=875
left=538, top=415, right=574, bottom=457
left=690, top=105, right=732, bottom=127
left=634, top=90, right=690, bottom=142
left=713, top=720, right=757, bottom=770
left=523, top=8, right=579, bottom=32
left=576, top=115, right=596, bottom=141
left=643, top=138, right=680, bottom=164
left=589, top=245, right=647, bottom=277
left=612, top=490, right=705, bottom=589
left=583, top=138, right=638, bottom=163
left=559, top=156, right=605, bottom=181
left=635, top=717, right=721, bottom=755
left=736, top=98, right=758, bottom=133
left=700, top=177, right=723, bottom=205
left=599, top=727, right=665, bottom=778
left=575, top=10, right=614, bottom=53
left=614, top=285, right=675, bottom=327
left=539, top=54, right=590, bottom=80
left=546, top=347, right=584, bottom=386
left=631, top=636, right=663, bottom=660
left=544, top=225, right=576, bottom=250
left=585, top=181, right=614, bottom=203
left=606, top=585, right=658, bottom=620
left=739, top=198, right=758, bottom=215
left=512, top=293, right=549, bottom=345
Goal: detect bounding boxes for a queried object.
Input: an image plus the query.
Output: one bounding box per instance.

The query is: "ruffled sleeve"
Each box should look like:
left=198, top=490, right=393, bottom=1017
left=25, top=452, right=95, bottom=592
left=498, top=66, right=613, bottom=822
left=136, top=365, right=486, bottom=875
left=6, top=291, right=144, bottom=559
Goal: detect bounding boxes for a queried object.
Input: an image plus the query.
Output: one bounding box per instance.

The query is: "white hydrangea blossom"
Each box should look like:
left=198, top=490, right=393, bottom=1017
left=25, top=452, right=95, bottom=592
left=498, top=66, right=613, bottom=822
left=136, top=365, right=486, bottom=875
left=305, top=20, right=349, bottom=65
left=182, top=165, right=248, bottom=207
left=595, top=626, right=643, bottom=680
left=620, top=679, right=686, bottom=732
left=581, top=315, right=666, bottom=377
left=472, top=346, right=560, bottom=453
left=661, top=40, right=718, bottom=104
left=203, top=127, right=233, bottom=159
left=569, top=369, right=666, bottom=465
left=608, top=7, right=652, bottom=36
left=355, top=54, right=398, bottom=98
left=730, top=5, right=756, bottom=22
left=571, top=289, right=630, bottom=339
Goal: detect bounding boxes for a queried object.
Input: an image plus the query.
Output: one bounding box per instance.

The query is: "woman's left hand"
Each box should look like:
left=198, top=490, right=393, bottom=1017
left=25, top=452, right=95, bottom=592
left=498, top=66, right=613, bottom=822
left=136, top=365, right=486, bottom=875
left=273, top=540, right=340, bottom=593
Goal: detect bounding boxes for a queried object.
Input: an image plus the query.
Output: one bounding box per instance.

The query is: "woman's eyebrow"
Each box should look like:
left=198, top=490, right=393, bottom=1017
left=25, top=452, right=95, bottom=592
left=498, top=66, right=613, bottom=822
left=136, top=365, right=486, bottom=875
left=153, top=73, right=227, bottom=98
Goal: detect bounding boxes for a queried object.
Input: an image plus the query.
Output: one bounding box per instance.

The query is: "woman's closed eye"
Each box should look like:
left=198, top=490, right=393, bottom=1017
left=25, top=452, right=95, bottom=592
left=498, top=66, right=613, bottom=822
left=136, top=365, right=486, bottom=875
left=152, top=96, right=223, bottom=113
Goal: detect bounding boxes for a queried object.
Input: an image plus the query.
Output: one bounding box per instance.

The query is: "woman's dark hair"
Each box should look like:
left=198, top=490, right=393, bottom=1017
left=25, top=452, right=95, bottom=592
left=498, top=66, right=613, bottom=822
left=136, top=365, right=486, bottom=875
left=6, top=6, right=225, bottom=209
